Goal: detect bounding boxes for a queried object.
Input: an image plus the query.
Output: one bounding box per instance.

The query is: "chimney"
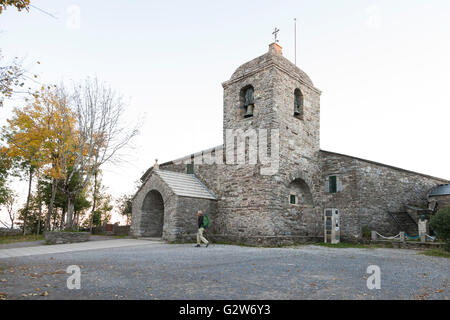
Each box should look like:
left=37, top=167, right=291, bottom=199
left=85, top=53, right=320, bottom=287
left=268, top=42, right=283, bottom=56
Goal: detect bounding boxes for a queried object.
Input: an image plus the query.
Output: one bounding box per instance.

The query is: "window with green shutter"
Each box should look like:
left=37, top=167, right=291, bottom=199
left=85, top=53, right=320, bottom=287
left=187, top=163, right=194, bottom=174
left=329, top=176, right=337, bottom=193
left=289, top=194, right=297, bottom=205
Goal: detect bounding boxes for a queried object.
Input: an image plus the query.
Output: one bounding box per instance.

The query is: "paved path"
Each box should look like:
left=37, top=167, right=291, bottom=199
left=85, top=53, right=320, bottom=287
left=0, top=239, right=159, bottom=259
left=0, top=243, right=449, bottom=300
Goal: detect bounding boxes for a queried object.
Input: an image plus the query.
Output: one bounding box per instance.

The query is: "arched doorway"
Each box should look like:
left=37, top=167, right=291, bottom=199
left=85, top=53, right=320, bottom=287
left=287, top=178, right=316, bottom=232
left=141, top=190, right=165, bottom=237
left=289, top=178, right=313, bottom=207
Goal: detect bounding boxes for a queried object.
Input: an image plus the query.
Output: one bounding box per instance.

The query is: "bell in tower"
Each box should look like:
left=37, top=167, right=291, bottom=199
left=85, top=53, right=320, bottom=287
left=294, top=88, right=303, bottom=117
left=243, top=86, right=254, bottom=118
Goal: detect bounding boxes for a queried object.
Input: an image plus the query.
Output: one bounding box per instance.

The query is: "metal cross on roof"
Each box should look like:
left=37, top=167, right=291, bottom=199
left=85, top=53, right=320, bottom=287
left=272, top=27, right=280, bottom=43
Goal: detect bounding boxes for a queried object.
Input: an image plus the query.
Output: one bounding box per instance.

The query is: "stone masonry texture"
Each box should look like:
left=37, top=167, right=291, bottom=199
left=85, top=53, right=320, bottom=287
left=131, top=43, right=449, bottom=245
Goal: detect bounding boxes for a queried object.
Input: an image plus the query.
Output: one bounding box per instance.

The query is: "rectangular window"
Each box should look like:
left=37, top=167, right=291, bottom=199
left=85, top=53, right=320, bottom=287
left=329, top=176, right=337, bottom=193
left=289, top=194, right=297, bottom=205
left=187, top=163, right=194, bottom=174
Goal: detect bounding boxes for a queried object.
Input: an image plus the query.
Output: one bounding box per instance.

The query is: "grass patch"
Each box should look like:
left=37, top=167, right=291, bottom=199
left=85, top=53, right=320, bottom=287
left=0, top=234, right=44, bottom=245
left=314, top=242, right=381, bottom=249
left=112, top=234, right=129, bottom=239
left=419, top=249, right=450, bottom=259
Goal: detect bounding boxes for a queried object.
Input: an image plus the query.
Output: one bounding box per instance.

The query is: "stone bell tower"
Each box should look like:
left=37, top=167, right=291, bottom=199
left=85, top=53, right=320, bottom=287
left=217, top=41, right=322, bottom=241
left=221, top=41, right=321, bottom=167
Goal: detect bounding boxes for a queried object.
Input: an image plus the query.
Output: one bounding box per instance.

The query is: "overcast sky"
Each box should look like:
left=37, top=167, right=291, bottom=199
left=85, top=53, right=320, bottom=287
left=1, top=0, right=449, bottom=224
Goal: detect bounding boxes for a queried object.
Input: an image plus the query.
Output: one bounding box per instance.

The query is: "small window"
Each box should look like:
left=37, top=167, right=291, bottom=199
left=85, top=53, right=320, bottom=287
left=329, top=176, right=337, bottom=193
left=289, top=194, right=297, bottom=205
left=187, top=163, right=194, bottom=174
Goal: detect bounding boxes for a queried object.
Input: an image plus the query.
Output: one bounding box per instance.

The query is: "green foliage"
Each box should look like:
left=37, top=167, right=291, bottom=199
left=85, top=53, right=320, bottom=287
left=430, top=207, right=450, bottom=251
left=419, top=249, right=450, bottom=259
left=0, top=149, right=13, bottom=205
left=116, top=193, right=132, bottom=223
left=16, top=192, right=44, bottom=233
left=361, top=225, right=371, bottom=239
left=0, top=234, right=43, bottom=244
left=90, top=193, right=113, bottom=227
left=315, top=242, right=381, bottom=249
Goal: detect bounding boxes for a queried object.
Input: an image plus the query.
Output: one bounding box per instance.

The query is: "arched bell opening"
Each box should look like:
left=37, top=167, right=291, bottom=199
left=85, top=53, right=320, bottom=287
left=288, top=178, right=314, bottom=224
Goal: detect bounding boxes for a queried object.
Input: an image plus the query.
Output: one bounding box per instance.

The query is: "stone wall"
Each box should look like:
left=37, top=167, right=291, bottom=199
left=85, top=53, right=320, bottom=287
left=320, top=151, right=448, bottom=241
left=131, top=173, right=178, bottom=239
left=132, top=167, right=218, bottom=242
left=91, top=224, right=130, bottom=236
left=430, top=194, right=450, bottom=211
left=132, top=42, right=448, bottom=246
left=0, top=228, right=21, bottom=236
left=113, top=225, right=130, bottom=235
left=172, top=196, right=217, bottom=242
left=45, top=231, right=90, bottom=244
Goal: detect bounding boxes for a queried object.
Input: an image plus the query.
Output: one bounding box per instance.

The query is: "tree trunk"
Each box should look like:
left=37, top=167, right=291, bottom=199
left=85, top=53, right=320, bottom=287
left=22, top=167, right=33, bottom=235
left=89, top=170, right=98, bottom=233
left=36, top=199, right=42, bottom=235
left=36, top=178, right=42, bottom=235
left=75, top=211, right=79, bottom=230
left=45, top=178, right=57, bottom=232
left=60, top=207, right=66, bottom=230
left=52, top=209, right=57, bottom=230
left=66, top=195, right=75, bottom=230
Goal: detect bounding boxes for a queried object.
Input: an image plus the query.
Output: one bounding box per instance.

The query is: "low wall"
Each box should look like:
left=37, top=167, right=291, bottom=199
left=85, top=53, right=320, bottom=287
left=45, top=231, right=90, bottom=244
left=169, top=232, right=322, bottom=246
left=113, top=225, right=130, bottom=235
left=0, top=229, right=22, bottom=237
left=92, top=224, right=130, bottom=236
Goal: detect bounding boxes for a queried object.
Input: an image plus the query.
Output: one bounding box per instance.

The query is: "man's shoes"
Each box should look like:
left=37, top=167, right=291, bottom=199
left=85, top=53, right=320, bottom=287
left=195, top=244, right=201, bottom=247
left=206, top=243, right=209, bottom=248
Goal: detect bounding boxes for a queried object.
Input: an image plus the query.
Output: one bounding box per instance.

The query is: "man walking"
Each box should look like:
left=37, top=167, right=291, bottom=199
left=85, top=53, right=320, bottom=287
left=195, top=210, right=209, bottom=248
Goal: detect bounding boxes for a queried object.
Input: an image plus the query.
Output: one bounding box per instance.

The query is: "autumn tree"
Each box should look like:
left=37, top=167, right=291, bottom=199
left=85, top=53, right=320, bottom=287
left=2, top=98, right=47, bottom=234
left=37, top=86, right=76, bottom=231
left=0, top=147, right=13, bottom=205
left=0, top=0, right=30, bottom=13
left=2, top=86, right=77, bottom=232
left=62, top=78, right=138, bottom=229
left=0, top=190, right=16, bottom=229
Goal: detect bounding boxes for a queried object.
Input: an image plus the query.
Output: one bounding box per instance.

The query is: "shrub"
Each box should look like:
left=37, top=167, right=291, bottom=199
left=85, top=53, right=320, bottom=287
left=430, top=206, right=450, bottom=252
left=361, top=225, right=371, bottom=239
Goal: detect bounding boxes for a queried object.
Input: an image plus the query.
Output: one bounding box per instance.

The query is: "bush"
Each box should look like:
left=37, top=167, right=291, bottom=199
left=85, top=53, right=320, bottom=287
left=361, top=225, right=371, bottom=239
left=430, top=207, right=450, bottom=252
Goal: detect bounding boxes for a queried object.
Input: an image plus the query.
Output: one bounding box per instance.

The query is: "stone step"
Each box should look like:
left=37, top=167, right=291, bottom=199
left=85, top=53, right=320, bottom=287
left=390, top=212, right=418, bottom=236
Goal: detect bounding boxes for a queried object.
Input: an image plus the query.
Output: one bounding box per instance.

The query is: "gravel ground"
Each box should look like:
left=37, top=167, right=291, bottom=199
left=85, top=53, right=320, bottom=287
left=0, top=243, right=448, bottom=300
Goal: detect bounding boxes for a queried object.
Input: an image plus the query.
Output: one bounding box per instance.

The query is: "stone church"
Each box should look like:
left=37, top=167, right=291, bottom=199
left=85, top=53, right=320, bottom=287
left=131, top=42, right=449, bottom=245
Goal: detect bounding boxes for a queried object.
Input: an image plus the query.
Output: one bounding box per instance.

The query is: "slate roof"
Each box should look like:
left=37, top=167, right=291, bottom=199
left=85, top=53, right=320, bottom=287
left=429, top=184, right=450, bottom=197
left=229, top=45, right=315, bottom=88
left=154, top=170, right=217, bottom=200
